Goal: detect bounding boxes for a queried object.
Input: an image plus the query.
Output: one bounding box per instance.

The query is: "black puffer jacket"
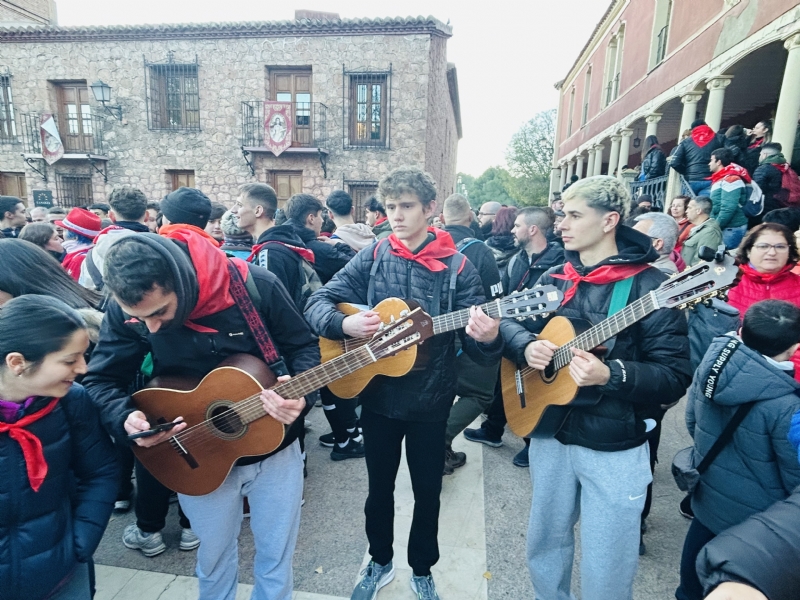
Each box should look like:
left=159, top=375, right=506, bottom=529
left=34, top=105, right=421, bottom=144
left=670, top=126, right=724, bottom=182
left=445, top=225, right=502, bottom=299
left=503, top=242, right=565, bottom=294
left=641, top=146, right=667, bottom=179
left=499, top=226, right=691, bottom=450
left=0, top=385, right=117, bottom=600
left=304, top=234, right=503, bottom=422
left=485, top=233, right=517, bottom=272
left=698, top=488, right=800, bottom=600
left=723, top=131, right=750, bottom=172
left=283, top=219, right=355, bottom=283
left=83, top=234, right=320, bottom=461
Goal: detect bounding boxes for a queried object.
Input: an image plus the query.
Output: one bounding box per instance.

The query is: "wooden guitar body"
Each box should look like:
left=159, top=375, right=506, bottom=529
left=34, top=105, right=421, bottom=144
left=319, top=298, right=419, bottom=398
left=131, top=354, right=285, bottom=496
left=502, top=316, right=601, bottom=438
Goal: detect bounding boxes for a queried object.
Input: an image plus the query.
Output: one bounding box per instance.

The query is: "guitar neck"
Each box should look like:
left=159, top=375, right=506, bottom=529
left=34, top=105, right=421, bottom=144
left=270, top=346, right=376, bottom=401
left=432, top=300, right=501, bottom=335
left=550, top=292, right=657, bottom=371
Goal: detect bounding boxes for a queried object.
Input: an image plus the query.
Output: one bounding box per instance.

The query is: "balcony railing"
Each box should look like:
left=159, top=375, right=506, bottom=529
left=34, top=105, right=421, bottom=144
left=629, top=174, right=668, bottom=210
left=241, top=101, right=328, bottom=150
left=655, top=25, right=669, bottom=65
left=22, top=112, right=105, bottom=155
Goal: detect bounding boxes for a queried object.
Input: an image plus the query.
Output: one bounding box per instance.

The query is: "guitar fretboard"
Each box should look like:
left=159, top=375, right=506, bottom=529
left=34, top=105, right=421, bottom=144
left=431, top=300, right=503, bottom=335
left=550, top=292, right=657, bottom=371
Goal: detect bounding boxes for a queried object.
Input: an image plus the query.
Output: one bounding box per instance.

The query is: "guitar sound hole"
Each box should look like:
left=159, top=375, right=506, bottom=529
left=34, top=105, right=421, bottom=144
left=542, top=361, right=557, bottom=383
left=207, top=401, right=247, bottom=440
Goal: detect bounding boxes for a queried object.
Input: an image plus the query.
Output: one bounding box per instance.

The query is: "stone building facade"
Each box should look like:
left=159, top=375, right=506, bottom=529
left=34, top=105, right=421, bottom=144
left=549, top=0, right=800, bottom=199
left=0, top=7, right=461, bottom=216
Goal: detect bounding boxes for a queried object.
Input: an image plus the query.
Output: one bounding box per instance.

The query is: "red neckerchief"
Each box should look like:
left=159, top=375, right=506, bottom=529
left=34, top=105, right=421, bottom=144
left=711, top=163, right=752, bottom=184
left=159, top=223, right=221, bottom=247
left=774, top=163, right=790, bottom=175
left=374, top=216, right=388, bottom=227
left=248, top=241, right=315, bottom=264
left=161, top=227, right=249, bottom=333
left=387, top=227, right=457, bottom=272
left=0, top=398, right=59, bottom=492
left=748, top=137, right=765, bottom=151
left=691, top=125, right=717, bottom=148
left=551, top=261, right=650, bottom=305
left=741, top=262, right=795, bottom=284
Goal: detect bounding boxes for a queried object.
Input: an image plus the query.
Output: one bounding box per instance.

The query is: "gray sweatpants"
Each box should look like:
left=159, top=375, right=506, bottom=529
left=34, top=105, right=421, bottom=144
left=179, top=440, right=304, bottom=600
left=527, top=437, right=651, bottom=600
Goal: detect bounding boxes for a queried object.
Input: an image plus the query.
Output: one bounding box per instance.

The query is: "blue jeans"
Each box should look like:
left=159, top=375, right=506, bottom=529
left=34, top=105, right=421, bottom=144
left=675, top=518, right=716, bottom=600
left=722, top=225, right=747, bottom=250
left=688, top=180, right=712, bottom=196
left=178, top=440, right=304, bottom=600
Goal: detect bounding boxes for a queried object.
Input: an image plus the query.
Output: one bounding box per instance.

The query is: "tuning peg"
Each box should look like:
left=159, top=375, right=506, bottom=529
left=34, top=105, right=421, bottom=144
left=390, top=315, right=396, bottom=323
left=718, top=292, right=727, bottom=302
left=400, top=310, right=409, bottom=317
left=516, top=317, right=525, bottom=321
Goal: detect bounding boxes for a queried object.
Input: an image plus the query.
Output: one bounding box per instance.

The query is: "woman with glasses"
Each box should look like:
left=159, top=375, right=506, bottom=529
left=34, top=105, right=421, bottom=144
left=728, top=222, right=800, bottom=379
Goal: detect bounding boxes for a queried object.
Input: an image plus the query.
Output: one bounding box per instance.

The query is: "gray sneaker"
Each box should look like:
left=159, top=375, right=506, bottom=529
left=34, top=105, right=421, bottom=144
left=351, top=560, right=395, bottom=600
left=410, top=574, right=441, bottom=600
left=179, top=527, right=200, bottom=551
left=122, top=524, right=166, bottom=557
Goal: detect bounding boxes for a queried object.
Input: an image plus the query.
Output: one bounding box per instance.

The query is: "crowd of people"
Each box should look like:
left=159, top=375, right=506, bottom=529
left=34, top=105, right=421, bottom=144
left=0, top=154, right=800, bottom=600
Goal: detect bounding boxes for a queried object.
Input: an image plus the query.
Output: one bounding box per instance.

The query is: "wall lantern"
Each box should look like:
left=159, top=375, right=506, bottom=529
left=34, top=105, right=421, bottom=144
left=632, top=128, right=641, bottom=149
left=90, top=80, right=123, bottom=121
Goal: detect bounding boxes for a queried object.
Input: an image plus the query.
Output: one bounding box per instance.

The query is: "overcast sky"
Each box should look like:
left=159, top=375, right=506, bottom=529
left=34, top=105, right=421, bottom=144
left=56, top=0, right=609, bottom=177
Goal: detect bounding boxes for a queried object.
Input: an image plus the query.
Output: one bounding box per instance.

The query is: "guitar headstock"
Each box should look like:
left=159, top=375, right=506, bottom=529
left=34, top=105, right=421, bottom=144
left=367, top=307, right=434, bottom=359
left=498, top=285, right=565, bottom=321
left=653, top=253, right=740, bottom=310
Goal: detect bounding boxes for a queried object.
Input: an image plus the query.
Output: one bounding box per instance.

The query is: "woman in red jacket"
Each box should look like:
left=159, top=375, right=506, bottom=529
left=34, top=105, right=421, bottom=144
left=728, top=222, right=800, bottom=377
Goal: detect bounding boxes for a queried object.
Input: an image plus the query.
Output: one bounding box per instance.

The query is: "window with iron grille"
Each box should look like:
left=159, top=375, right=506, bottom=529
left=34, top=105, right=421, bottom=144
left=344, top=67, right=391, bottom=148
left=56, top=173, right=93, bottom=208
left=0, top=75, right=17, bottom=141
left=145, top=56, right=200, bottom=131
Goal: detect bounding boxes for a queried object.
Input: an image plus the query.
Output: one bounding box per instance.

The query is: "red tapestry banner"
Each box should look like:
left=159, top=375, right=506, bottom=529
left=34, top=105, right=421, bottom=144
left=264, top=102, right=293, bottom=156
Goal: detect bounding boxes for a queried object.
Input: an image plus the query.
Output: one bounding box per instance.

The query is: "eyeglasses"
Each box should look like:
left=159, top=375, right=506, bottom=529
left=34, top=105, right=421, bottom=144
left=478, top=212, right=496, bottom=217
left=753, top=243, right=790, bottom=252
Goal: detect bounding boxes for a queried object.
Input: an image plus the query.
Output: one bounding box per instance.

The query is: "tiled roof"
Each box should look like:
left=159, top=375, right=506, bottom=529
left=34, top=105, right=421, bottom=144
left=0, top=15, right=452, bottom=42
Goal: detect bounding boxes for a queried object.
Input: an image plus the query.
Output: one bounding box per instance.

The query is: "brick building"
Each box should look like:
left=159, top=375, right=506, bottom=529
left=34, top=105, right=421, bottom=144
left=0, top=3, right=461, bottom=216
left=549, top=0, right=800, bottom=199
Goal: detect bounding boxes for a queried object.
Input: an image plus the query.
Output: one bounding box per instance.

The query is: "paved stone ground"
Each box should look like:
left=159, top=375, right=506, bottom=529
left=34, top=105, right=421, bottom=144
left=95, top=397, right=693, bottom=599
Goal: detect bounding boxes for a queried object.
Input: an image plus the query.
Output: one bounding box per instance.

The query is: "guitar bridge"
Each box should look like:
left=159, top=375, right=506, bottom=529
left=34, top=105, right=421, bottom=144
left=515, top=370, right=526, bottom=409
left=170, top=437, right=199, bottom=469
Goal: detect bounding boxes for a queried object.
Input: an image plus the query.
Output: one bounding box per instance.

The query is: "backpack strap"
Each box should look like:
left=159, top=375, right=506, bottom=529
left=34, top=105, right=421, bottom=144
left=226, top=260, right=289, bottom=377
left=607, top=276, right=636, bottom=318
left=456, top=237, right=481, bottom=253
left=84, top=248, right=105, bottom=291
left=367, top=239, right=391, bottom=308
left=430, top=252, right=464, bottom=316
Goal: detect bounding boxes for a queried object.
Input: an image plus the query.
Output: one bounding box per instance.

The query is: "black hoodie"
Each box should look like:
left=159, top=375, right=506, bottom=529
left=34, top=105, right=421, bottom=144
left=283, top=219, right=355, bottom=283
left=253, top=224, right=314, bottom=311
left=499, top=226, right=691, bottom=450
left=83, top=233, right=319, bottom=463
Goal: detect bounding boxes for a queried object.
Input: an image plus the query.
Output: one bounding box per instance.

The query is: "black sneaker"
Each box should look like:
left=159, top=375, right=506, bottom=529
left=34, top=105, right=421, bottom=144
left=463, top=427, right=503, bottom=448
left=319, top=431, right=336, bottom=447
left=444, top=446, right=466, bottom=476
left=331, top=438, right=366, bottom=461
left=679, top=495, right=694, bottom=519
left=512, top=446, right=529, bottom=468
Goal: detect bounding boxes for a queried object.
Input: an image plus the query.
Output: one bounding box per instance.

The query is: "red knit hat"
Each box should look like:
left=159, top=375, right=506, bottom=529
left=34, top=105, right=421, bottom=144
left=55, top=207, right=102, bottom=239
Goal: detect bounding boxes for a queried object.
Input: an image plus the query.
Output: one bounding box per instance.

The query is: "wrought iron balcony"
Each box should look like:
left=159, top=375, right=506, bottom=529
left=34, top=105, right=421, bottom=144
left=241, top=101, right=328, bottom=151
left=21, top=111, right=105, bottom=156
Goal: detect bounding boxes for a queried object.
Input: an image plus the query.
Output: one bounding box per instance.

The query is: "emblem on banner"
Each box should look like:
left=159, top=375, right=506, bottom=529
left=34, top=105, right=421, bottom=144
left=40, top=113, right=64, bottom=165
left=264, top=102, right=293, bottom=156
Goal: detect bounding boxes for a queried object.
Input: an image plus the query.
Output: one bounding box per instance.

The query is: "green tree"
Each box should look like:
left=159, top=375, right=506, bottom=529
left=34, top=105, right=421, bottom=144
left=505, top=109, right=556, bottom=206
left=457, top=167, right=517, bottom=208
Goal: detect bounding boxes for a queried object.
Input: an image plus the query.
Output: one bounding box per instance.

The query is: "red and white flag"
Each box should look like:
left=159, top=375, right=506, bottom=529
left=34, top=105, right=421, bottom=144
left=40, top=113, right=64, bottom=165
left=264, top=102, right=293, bottom=156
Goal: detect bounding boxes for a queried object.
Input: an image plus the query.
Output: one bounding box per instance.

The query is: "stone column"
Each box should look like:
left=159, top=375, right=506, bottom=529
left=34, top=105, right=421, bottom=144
left=608, top=134, right=621, bottom=175
left=617, top=128, right=634, bottom=176
left=645, top=113, right=662, bottom=138
left=550, top=166, right=562, bottom=195
left=593, top=144, right=604, bottom=176
left=566, top=160, right=575, bottom=181
left=586, top=151, right=595, bottom=179
left=705, top=76, right=734, bottom=132
left=679, top=91, right=704, bottom=135
left=774, top=32, right=800, bottom=165
left=575, top=154, right=585, bottom=179
left=559, top=164, right=568, bottom=189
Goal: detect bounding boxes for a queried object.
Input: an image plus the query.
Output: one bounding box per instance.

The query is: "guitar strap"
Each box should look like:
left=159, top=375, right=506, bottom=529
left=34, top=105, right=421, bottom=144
left=226, top=260, right=290, bottom=377
left=608, top=276, right=635, bottom=317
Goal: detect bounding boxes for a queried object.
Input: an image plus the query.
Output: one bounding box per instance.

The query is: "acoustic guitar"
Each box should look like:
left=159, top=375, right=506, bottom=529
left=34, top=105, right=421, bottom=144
left=132, top=307, right=433, bottom=496
left=318, top=287, right=564, bottom=398
left=501, top=255, right=740, bottom=438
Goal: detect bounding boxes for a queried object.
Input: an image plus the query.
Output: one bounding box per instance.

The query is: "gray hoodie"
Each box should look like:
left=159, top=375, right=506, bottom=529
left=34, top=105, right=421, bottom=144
left=331, top=222, right=376, bottom=252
